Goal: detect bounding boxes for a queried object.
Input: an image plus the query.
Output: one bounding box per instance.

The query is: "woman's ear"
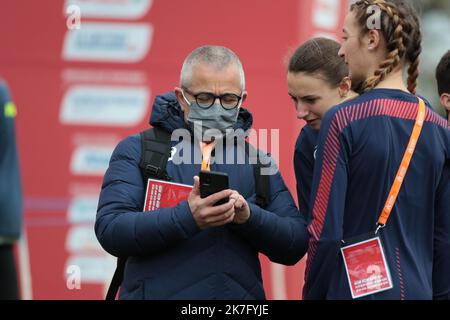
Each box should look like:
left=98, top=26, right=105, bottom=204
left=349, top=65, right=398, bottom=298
left=367, top=29, right=381, bottom=51
left=338, top=77, right=352, bottom=98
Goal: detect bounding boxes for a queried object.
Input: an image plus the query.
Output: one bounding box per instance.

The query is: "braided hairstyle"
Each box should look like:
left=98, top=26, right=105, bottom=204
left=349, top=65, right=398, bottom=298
left=350, top=0, right=422, bottom=94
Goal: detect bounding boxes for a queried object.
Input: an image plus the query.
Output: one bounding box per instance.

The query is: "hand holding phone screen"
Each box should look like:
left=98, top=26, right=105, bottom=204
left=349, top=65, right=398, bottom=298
left=199, top=171, right=229, bottom=206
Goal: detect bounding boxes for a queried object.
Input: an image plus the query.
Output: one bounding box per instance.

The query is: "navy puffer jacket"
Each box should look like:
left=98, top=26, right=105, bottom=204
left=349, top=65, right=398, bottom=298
left=95, top=92, right=308, bottom=300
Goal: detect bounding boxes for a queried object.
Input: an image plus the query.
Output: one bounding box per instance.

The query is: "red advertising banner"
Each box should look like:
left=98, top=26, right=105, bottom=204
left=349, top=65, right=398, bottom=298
left=0, top=0, right=347, bottom=299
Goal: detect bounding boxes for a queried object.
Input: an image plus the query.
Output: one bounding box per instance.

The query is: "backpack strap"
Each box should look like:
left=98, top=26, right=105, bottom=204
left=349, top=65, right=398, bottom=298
left=245, top=141, right=270, bottom=209
left=106, top=127, right=172, bottom=300
left=106, top=257, right=126, bottom=300
left=139, top=127, right=172, bottom=181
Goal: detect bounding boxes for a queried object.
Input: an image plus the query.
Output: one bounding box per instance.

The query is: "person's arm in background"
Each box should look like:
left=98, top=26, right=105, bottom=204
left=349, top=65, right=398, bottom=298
left=229, top=158, right=309, bottom=266
left=302, top=107, right=350, bottom=299
left=294, top=125, right=318, bottom=223
left=433, top=155, right=450, bottom=300
left=0, top=80, right=22, bottom=243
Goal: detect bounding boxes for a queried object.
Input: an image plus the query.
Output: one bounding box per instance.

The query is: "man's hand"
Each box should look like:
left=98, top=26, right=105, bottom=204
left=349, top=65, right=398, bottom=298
left=229, top=191, right=250, bottom=225
left=188, top=176, right=236, bottom=230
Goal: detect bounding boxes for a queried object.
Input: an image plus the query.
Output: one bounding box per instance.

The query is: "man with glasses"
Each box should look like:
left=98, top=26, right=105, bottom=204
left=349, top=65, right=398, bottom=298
left=96, top=45, right=308, bottom=300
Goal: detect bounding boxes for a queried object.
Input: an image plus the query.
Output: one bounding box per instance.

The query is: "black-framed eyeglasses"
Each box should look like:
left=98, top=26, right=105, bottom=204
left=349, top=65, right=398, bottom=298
left=182, top=88, right=242, bottom=110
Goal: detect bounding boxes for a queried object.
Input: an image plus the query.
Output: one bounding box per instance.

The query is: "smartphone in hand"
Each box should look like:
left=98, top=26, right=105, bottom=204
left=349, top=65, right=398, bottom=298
left=199, top=171, right=229, bottom=206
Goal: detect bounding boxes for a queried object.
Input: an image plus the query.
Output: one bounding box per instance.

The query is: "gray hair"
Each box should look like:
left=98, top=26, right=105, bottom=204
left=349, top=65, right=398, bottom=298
left=180, top=45, right=245, bottom=91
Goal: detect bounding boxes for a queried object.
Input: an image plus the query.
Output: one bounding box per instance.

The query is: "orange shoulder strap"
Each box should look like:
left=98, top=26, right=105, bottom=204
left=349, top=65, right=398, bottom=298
left=377, top=98, right=426, bottom=227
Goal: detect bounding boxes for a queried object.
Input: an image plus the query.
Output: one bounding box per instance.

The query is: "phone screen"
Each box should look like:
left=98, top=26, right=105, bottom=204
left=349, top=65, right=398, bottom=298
left=199, top=171, right=229, bottom=206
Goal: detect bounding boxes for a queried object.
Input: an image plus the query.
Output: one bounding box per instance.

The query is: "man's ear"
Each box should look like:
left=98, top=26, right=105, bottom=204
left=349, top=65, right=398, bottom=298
left=440, top=93, right=450, bottom=113
left=240, top=91, right=248, bottom=108
left=174, top=87, right=188, bottom=113
left=338, top=77, right=352, bottom=97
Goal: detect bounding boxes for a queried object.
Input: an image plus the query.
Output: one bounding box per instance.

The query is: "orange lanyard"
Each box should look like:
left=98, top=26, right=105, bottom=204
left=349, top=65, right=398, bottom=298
left=377, top=98, right=426, bottom=230
left=201, top=141, right=215, bottom=171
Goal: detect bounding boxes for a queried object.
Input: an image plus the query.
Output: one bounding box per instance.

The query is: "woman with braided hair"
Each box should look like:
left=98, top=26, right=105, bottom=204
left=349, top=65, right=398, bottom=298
left=303, top=0, right=450, bottom=299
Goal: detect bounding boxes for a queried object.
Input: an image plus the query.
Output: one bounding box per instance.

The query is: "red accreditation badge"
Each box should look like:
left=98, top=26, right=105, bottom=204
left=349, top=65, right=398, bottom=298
left=143, top=179, right=192, bottom=212
left=341, top=237, right=393, bottom=299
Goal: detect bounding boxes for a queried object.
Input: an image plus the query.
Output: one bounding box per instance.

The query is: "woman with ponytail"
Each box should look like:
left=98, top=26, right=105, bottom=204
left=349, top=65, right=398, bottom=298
left=303, top=0, right=450, bottom=300
left=287, top=38, right=358, bottom=222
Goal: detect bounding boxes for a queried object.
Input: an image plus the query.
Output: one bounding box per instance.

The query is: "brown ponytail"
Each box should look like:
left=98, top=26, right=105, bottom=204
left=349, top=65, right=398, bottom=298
left=288, top=38, right=349, bottom=88
left=351, top=0, right=422, bottom=93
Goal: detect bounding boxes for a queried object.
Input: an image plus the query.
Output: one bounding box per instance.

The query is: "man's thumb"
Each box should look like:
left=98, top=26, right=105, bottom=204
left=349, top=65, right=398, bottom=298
left=192, top=176, right=200, bottom=195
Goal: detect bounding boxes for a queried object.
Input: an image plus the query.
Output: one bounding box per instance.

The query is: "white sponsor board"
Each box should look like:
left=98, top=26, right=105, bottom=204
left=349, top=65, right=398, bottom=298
left=65, top=255, right=116, bottom=283
left=70, top=145, right=114, bottom=176
left=67, top=196, right=99, bottom=224
left=62, top=22, right=153, bottom=63
left=60, top=85, right=149, bottom=126
left=64, top=0, right=153, bottom=19
left=312, top=0, right=340, bottom=30
left=66, top=225, right=104, bottom=253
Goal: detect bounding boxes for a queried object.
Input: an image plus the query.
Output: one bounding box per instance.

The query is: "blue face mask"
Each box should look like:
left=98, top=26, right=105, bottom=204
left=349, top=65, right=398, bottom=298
left=182, top=91, right=240, bottom=139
